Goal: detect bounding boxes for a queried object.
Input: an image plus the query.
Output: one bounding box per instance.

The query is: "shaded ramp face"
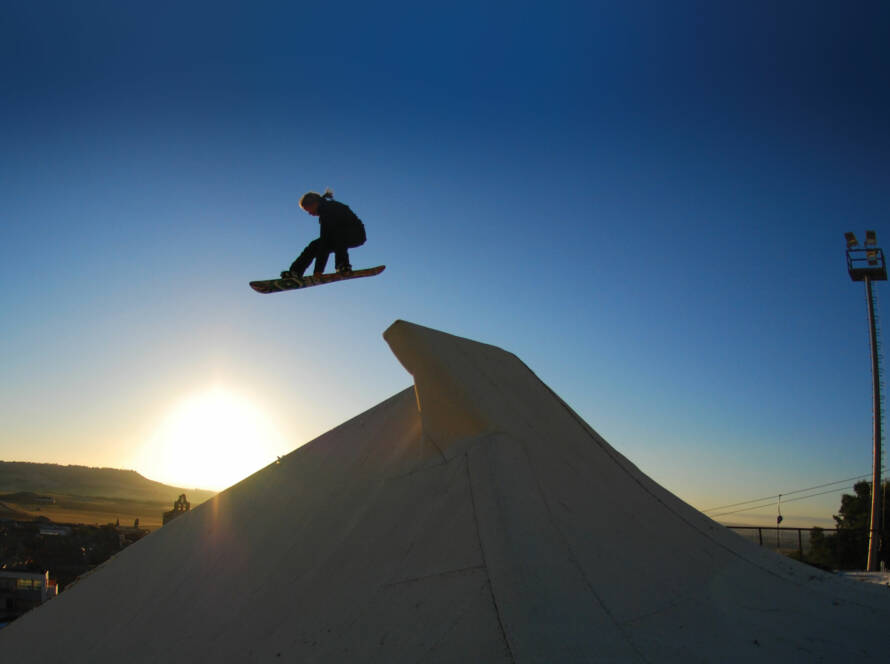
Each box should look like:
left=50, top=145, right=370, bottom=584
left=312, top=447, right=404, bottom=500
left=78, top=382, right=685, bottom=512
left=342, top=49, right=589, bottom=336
left=385, top=319, right=890, bottom=662
left=4, top=321, right=890, bottom=663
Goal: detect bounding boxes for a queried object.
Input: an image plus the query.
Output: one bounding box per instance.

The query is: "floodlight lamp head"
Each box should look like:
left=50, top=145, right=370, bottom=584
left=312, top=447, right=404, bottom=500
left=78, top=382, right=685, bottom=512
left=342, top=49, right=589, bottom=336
left=866, top=230, right=878, bottom=247
left=846, top=232, right=859, bottom=249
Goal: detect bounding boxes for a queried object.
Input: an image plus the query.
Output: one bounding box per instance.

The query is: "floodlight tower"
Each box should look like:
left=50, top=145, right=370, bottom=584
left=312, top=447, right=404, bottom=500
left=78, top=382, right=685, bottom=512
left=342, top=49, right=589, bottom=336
left=846, top=230, right=887, bottom=572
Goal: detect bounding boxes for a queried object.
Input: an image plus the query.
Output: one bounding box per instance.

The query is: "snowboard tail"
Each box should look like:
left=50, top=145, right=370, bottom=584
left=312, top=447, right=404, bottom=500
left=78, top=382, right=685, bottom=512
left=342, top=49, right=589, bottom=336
left=250, top=265, right=385, bottom=294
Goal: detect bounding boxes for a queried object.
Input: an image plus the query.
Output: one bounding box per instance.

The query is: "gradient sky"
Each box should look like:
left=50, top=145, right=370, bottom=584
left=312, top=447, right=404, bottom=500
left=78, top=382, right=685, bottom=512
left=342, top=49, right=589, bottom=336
left=2, top=2, right=889, bottom=524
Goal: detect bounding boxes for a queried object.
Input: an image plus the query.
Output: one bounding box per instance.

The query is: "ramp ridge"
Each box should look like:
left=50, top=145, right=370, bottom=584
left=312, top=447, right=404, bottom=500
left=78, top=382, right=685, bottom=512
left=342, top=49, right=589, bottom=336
left=464, top=442, right=516, bottom=664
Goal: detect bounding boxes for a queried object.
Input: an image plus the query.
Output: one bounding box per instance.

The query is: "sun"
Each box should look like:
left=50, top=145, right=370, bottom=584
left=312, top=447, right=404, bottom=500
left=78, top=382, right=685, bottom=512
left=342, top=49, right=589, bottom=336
left=140, top=386, right=287, bottom=491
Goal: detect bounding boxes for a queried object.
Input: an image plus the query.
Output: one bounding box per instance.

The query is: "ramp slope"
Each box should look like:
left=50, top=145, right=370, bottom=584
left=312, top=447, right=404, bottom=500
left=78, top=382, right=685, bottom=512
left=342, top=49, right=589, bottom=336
left=3, top=320, right=889, bottom=662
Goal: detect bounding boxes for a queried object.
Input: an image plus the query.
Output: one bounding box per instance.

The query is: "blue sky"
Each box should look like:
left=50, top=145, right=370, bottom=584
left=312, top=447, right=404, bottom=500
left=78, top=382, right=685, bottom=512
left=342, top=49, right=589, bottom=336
left=2, top=2, right=888, bottom=523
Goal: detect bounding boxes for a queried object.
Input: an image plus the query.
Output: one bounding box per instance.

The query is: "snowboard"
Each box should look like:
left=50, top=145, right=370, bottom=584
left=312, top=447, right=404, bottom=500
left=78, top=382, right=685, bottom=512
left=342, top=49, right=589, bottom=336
left=250, top=265, right=385, bottom=294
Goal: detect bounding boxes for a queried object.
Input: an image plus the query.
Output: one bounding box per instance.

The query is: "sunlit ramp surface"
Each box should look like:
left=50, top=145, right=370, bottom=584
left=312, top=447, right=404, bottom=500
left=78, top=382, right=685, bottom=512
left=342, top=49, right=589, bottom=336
left=3, top=320, right=890, bottom=662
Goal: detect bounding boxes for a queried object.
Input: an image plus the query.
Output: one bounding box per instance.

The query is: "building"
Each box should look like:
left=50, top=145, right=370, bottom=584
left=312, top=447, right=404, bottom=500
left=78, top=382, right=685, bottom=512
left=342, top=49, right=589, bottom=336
left=162, top=494, right=190, bottom=525
left=0, top=570, right=58, bottom=624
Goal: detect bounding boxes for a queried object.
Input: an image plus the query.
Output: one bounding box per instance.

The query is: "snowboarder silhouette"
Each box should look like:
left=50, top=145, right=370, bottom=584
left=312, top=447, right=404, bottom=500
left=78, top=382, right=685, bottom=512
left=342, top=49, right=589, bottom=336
left=282, top=189, right=367, bottom=279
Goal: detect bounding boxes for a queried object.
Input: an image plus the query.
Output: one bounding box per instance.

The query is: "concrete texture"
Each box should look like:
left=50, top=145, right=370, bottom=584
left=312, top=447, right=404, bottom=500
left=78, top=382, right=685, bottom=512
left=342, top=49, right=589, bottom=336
left=3, top=320, right=889, bottom=662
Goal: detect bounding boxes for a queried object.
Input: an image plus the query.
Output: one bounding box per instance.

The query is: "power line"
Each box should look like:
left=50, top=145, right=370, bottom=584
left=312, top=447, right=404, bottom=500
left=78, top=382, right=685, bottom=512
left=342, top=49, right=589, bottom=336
left=709, top=486, right=863, bottom=518
left=701, top=474, right=873, bottom=514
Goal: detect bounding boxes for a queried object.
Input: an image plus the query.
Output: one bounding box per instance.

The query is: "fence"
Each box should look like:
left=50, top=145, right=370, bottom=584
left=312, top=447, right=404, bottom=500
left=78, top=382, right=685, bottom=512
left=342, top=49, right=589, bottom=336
left=726, top=526, right=878, bottom=570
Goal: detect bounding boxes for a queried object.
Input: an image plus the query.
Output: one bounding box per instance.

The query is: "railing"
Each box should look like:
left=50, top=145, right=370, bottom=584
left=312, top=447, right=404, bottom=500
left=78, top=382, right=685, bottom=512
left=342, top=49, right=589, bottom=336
left=726, top=526, right=879, bottom=570
left=847, top=247, right=887, bottom=281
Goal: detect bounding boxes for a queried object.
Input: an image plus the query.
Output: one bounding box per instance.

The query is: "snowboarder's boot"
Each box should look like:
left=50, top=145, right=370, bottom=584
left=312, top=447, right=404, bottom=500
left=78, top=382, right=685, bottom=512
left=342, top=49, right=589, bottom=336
left=281, top=270, right=303, bottom=282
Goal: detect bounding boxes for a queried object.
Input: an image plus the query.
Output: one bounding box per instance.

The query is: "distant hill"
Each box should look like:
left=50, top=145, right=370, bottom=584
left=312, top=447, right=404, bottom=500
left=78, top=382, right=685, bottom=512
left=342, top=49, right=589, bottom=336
left=0, top=461, right=216, bottom=505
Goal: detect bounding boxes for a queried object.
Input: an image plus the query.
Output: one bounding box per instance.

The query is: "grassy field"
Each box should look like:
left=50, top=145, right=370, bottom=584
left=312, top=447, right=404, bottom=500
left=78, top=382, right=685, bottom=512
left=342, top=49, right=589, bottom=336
left=0, top=493, right=213, bottom=530
left=7, top=495, right=171, bottom=530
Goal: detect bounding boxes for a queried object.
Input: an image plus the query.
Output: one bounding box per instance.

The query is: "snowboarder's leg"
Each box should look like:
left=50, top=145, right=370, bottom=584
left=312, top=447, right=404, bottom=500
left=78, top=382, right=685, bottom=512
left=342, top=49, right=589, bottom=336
left=334, top=246, right=351, bottom=273
left=313, top=242, right=333, bottom=275
left=290, top=239, right=323, bottom=277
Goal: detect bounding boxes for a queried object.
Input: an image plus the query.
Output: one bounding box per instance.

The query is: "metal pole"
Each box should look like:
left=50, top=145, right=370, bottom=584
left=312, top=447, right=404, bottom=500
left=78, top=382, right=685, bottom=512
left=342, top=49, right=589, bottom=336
left=865, top=275, right=883, bottom=571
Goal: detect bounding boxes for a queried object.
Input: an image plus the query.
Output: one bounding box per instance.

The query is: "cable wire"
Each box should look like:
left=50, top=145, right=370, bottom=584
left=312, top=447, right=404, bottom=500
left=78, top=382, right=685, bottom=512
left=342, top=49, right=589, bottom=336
left=701, top=474, right=873, bottom=514
left=709, top=486, right=864, bottom=518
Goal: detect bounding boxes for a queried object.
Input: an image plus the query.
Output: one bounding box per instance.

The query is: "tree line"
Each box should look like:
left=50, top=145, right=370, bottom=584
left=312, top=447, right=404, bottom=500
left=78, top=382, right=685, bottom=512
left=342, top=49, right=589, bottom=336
left=808, top=480, right=888, bottom=570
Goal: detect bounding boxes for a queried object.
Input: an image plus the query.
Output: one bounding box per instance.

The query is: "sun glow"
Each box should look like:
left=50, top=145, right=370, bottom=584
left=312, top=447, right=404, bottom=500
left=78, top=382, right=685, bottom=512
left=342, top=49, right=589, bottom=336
left=139, top=387, right=288, bottom=491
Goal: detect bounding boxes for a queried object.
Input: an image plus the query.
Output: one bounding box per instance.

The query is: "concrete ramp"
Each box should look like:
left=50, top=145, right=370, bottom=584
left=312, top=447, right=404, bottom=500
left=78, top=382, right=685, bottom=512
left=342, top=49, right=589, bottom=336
left=3, top=320, right=889, bottom=662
